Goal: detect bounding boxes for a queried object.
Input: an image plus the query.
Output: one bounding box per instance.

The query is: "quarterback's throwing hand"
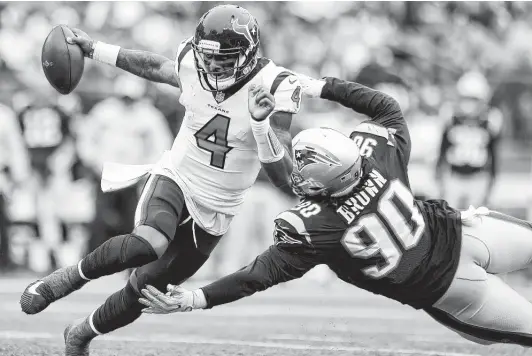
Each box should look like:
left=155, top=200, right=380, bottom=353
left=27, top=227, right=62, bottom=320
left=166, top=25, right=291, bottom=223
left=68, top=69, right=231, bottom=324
left=139, top=284, right=194, bottom=314
left=64, top=28, right=94, bottom=57
left=248, top=85, right=275, bottom=121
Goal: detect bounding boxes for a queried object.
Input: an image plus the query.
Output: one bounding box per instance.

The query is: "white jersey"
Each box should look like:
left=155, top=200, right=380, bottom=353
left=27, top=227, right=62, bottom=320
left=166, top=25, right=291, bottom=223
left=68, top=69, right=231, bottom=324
left=164, top=38, right=301, bottom=235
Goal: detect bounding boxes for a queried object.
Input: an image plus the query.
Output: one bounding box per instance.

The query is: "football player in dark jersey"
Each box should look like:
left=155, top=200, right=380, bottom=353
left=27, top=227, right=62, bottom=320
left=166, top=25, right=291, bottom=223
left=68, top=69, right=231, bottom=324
left=140, top=76, right=532, bottom=347
left=13, top=92, right=75, bottom=271
left=436, top=71, right=501, bottom=208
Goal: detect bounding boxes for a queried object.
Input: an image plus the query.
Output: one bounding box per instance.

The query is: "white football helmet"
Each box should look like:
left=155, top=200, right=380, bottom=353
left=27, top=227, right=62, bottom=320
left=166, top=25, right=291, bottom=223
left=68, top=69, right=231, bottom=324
left=291, top=128, right=364, bottom=198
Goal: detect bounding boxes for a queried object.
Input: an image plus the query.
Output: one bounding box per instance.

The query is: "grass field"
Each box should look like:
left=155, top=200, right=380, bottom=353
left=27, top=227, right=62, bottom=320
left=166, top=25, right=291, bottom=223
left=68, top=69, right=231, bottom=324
left=0, top=273, right=530, bottom=356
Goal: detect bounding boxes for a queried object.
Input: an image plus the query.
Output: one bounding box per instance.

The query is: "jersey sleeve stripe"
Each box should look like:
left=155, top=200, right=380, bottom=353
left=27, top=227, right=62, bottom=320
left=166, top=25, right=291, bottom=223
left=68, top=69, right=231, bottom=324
left=177, top=42, right=192, bottom=73
left=270, top=71, right=292, bottom=95
left=276, top=211, right=309, bottom=237
left=352, top=122, right=390, bottom=140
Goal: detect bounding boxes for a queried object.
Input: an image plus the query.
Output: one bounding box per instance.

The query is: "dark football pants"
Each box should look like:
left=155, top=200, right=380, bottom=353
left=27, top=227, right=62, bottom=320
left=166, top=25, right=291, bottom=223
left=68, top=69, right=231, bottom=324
left=91, top=174, right=222, bottom=334
left=130, top=174, right=222, bottom=293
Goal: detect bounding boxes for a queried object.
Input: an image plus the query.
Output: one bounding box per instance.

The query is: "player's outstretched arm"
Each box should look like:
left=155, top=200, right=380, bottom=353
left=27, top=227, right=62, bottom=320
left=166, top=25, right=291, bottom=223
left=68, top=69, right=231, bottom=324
left=248, top=85, right=294, bottom=194
left=300, top=74, right=411, bottom=163
left=300, top=75, right=402, bottom=123
left=139, top=245, right=316, bottom=313
left=67, top=28, right=179, bottom=87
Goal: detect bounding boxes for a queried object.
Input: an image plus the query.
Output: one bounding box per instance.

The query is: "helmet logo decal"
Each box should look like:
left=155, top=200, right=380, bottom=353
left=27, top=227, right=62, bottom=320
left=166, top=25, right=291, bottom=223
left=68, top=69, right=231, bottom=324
left=215, top=91, right=225, bottom=103
left=295, top=146, right=341, bottom=171
left=231, top=17, right=256, bottom=46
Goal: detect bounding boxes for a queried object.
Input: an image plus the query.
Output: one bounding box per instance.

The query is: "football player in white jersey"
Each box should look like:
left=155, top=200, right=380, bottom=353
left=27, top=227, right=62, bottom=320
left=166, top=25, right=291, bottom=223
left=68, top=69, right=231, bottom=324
left=20, top=5, right=302, bottom=354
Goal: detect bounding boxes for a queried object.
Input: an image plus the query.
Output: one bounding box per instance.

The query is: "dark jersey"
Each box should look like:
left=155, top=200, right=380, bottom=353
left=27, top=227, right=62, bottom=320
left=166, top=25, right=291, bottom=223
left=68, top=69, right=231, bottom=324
left=201, top=78, right=462, bottom=311
left=438, top=112, right=501, bottom=175
left=18, top=104, right=71, bottom=176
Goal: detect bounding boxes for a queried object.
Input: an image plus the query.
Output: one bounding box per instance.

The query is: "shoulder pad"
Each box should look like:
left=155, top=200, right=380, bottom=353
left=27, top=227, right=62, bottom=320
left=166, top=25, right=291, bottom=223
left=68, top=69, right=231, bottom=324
left=351, top=121, right=395, bottom=147
left=274, top=210, right=312, bottom=247
left=260, top=62, right=301, bottom=114
left=352, top=121, right=390, bottom=139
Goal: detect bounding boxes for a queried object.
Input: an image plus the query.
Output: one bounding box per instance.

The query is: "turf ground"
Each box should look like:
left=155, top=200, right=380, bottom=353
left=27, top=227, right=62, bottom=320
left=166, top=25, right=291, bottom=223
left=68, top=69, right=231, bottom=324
left=0, top=273, right=530, bottom=356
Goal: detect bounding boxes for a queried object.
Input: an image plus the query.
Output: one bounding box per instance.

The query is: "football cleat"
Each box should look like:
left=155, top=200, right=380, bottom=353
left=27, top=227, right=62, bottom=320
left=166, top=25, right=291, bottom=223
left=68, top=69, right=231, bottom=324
left=64, top=318, right=92, bottom=356
left=20, top=266, right=87, bottom=315
left=20, top=280, right=55, bottom=314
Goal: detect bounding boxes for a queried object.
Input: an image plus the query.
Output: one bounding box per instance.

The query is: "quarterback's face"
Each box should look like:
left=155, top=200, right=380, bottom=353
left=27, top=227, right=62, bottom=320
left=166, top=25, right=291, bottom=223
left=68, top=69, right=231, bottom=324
left=202, top=53, right=239, bottom=79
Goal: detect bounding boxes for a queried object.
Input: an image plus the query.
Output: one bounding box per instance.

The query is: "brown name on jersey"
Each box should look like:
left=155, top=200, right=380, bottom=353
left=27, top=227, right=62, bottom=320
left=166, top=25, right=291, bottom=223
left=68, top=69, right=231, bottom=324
left=336, top=169, right=388, bottom=224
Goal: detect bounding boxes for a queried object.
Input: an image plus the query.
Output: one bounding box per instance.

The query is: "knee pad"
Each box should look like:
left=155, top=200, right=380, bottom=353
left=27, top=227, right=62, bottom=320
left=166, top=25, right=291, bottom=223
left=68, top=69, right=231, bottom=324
left=122, top=234, right=158, bottom=265
left=81, top=234, right=158, bottom=279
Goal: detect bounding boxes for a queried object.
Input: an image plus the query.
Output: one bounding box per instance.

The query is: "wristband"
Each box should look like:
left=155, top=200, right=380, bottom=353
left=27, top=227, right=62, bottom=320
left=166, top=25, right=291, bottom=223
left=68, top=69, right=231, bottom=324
left=250, top=117, right=285, bottom=163
left=92, top=41, right=121, bottom=66
left=192, top=289, right=207, bottom=309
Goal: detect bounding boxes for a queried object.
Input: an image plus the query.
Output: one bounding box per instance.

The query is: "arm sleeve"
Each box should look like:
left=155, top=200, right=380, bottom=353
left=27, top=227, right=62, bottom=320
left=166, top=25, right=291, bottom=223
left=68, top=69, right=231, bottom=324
left=201, top=245, right=316, bottom=308
left=320, top=77, right=411, bottom=162
left=173, top=37, right=193, bottom=82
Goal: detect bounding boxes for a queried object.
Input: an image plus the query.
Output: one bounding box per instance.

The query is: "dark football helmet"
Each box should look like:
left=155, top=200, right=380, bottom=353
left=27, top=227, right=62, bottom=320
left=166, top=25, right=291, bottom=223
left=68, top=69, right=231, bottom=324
left=192, top=5, right=260, bottom=92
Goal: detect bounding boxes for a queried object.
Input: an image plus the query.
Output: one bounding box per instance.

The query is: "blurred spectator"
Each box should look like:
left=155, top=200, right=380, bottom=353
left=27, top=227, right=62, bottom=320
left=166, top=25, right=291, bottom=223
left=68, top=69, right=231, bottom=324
left=9, top=90, right=87, bottom=272
left=435, top=71, right=503, bottom=209
left=77, top=75, right=173, bottom=254
left=0, top=103, right=31, bottom=270
left=1, top=1, right=532, bottom=274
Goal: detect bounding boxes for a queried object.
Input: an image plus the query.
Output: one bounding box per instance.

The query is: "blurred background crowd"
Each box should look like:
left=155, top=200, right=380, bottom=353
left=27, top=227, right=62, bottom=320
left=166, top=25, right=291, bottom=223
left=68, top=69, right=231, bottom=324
left=1, top=2, right=532, bottom=280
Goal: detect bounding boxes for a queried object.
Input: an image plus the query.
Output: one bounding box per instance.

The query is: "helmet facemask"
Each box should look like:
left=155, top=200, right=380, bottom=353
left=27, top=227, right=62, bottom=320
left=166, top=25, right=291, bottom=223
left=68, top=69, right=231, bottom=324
left=192, top=37, right=258, bottom=92
left=291, top=160, right=364, bottom=199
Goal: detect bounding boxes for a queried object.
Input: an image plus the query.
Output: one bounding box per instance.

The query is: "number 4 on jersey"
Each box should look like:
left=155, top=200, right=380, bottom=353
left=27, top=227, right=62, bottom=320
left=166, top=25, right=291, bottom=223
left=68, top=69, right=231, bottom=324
left=195, top=114, right=233, bottom=169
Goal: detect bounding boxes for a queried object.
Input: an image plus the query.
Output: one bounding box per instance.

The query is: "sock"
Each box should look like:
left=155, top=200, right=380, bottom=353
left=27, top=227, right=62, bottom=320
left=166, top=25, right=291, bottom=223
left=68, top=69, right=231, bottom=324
left=67, top=316, right=98, bottom=343
left=42, top=265, right=87, bottom=299
left=91, top=282, right=143, bottom=334
left=80, top=234, right=158, bottom=280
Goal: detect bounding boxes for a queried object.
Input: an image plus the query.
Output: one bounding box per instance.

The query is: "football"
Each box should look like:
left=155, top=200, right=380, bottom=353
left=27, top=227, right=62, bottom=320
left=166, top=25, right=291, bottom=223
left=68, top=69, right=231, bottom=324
left=41, top=25, right=85, bottom=95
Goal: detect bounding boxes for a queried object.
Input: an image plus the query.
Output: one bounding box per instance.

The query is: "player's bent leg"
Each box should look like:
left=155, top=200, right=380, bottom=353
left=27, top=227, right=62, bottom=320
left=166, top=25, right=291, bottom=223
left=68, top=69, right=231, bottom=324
left=462, top=209, right=532, bottom=274
left=63, top=220, right=222, bottom=350
left=21, top=175, right=185, bottom=315
left=429, top=273, right=532, bottom=346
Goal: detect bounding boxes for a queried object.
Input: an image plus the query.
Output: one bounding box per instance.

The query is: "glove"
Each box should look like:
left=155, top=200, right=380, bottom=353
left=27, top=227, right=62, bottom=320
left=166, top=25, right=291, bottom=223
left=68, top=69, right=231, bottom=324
left=297, top=73, right=326, bottom=98
left=248, top=85, right=275, bottom=121
left=460, top=205, right=489, bottom=227
left=139, top=284, right=207, bottom=314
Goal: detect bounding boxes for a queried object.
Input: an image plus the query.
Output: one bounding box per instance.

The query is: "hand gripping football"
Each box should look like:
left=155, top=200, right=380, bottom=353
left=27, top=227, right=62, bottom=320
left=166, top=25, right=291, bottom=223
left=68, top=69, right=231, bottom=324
left=42, top=25, right=85, bottom=95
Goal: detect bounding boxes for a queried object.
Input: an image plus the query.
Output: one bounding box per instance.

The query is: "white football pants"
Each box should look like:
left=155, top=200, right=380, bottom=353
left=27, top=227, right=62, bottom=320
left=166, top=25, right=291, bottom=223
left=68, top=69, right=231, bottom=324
left=428, top=207, right=532, bottom=346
